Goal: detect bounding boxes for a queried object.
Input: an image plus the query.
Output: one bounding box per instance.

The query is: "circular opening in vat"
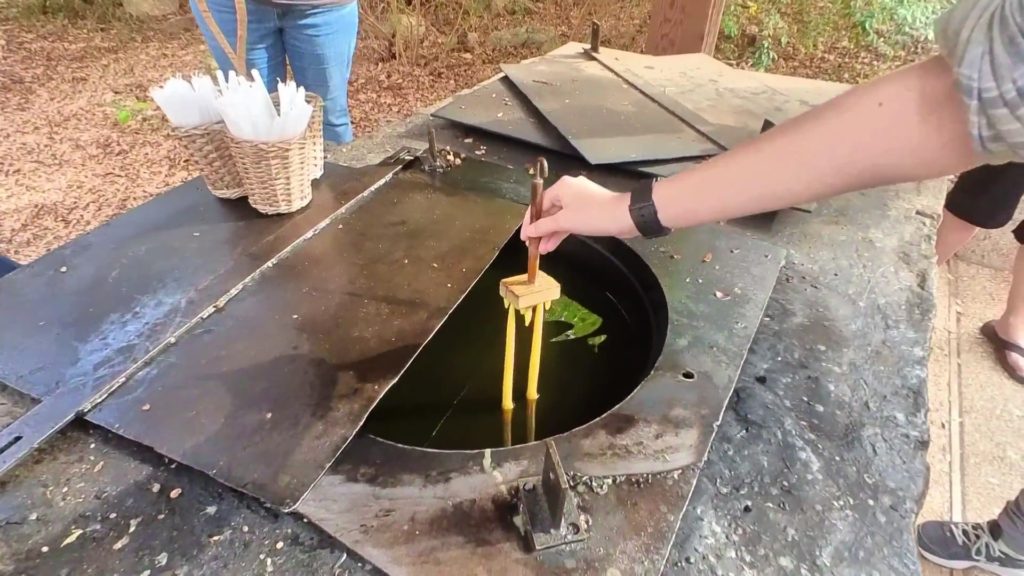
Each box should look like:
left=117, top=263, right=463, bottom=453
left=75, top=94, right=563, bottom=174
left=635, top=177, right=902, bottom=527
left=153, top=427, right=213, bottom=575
left=680, top=370, right=696, bottom=381
left=360, top=232, right=668, bottom=450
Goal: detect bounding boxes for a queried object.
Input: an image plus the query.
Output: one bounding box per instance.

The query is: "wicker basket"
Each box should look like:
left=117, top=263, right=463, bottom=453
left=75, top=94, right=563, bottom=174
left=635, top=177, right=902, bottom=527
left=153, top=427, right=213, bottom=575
left=174, top=123, right=245, bottom=199
left=271, top=92, right=325, bottom=181
left=306, top=93, right=325, bottom=180
left=230, top=135, right=312, bottom=215
left=192, top=0, right=321, bottom=213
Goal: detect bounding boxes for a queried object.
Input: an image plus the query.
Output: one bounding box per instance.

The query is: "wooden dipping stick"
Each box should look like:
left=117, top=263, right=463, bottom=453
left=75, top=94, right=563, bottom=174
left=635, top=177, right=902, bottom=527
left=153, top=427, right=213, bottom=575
left=499, top=158, right=561, bottom=443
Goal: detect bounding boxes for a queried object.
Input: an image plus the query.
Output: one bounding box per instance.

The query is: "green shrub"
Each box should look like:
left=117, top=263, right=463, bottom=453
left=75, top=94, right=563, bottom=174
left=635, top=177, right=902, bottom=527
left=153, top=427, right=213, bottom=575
left=717, top=0, right=953, bottom=73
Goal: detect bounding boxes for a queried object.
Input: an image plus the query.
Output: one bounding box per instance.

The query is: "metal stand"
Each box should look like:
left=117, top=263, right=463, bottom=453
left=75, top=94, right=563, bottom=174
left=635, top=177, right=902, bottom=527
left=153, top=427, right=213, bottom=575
left=420, top=125, right=453, bottom=173
left=517, top=441, right=590, bottom=551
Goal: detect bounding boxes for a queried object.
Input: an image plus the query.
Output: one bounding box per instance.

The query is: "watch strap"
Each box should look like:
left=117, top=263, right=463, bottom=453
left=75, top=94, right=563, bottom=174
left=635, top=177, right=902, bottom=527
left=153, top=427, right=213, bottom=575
left=629, top=179, right=671, bottom=239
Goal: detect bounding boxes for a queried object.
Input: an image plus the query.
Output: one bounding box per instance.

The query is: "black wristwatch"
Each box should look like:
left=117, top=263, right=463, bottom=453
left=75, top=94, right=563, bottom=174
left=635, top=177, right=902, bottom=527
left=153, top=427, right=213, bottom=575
left=628, top=178, right=671, bottom=239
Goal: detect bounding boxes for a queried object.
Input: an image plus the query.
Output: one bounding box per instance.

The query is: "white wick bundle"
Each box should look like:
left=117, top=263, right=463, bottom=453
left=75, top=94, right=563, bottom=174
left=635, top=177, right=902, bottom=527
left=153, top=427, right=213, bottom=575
left=149, top=74, right=222, bottom=129
left=215, top=70, right=313, bottom=143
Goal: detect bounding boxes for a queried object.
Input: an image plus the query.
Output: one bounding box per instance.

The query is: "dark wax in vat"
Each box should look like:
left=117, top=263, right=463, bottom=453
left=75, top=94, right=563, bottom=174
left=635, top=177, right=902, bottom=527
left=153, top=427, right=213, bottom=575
left=361, top=233, right=667, bottom=450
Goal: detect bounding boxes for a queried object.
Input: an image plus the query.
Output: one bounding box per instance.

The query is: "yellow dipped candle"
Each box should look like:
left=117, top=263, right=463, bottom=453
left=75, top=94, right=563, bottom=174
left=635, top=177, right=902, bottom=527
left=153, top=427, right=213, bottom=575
left=526, top=303, right=544, bottom=401
left=502, top=301, right=516, bottom=411
left=526, top=398, right=537, bottom=443
left=502, top=407, right=513, bottom=447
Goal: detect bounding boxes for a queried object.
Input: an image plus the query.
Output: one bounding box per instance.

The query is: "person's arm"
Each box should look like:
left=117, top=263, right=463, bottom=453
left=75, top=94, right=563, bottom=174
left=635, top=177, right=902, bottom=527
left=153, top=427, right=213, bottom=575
left=652, top=55, right=980, bottom=229
left=525, top=56, right=983, bottom=254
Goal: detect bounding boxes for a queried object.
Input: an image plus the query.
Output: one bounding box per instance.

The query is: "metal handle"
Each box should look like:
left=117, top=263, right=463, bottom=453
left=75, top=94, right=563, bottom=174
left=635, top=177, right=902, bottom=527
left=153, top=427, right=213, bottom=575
left=527, top=157, right=548, bottom=283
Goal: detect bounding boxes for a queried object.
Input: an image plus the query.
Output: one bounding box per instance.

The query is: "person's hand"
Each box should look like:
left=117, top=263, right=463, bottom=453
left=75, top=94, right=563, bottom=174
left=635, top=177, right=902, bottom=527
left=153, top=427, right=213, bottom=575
left=520, top=175, right=638, bottom=254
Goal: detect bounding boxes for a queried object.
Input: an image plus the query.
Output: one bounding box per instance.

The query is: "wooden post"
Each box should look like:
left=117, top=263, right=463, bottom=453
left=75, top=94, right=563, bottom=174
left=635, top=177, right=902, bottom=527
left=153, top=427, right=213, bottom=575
left=645, top=0, right=727, bottom=56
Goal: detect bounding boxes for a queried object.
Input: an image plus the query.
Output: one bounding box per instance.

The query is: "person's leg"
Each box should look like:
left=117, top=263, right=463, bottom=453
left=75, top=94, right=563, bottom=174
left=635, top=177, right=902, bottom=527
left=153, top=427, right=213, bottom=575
left=938, top=163, right=1024, bottom=266
left=999, top=490, right=1024, bottom=556
left=188, top=0, right=287, bottom=90
left=280, top=1, right=359, bottom=144
left=918, top=491, right=1024, bottom=574
left=936, top=209, right=979, bottom=265
left=991, top=240, right=1024, bottom=378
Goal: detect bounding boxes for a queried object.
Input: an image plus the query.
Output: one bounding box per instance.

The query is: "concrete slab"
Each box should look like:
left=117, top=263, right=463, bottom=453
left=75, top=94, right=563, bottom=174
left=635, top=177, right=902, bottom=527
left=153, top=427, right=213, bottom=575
left=0, top=418, right=376, bottom=576
left=668, top=181, right=944, bottom=574
left=920, top=267, right=953, bottom=576
left=954, top=260, right=1024, bottom=527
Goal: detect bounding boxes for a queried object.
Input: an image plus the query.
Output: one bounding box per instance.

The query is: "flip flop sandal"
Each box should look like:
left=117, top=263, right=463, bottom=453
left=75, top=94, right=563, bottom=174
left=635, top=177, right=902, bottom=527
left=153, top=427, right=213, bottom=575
left=980, top=320, right=1024, bottom=385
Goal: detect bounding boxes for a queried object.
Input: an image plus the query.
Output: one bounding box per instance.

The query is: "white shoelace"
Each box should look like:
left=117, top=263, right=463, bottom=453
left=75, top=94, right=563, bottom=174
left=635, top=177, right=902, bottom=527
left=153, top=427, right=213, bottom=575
left=951, top=522, right=1021, bottom=562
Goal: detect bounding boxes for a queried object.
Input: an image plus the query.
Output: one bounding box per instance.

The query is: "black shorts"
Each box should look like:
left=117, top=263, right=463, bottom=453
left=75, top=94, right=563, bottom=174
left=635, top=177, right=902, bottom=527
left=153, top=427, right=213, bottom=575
left=945, top=162, right=1024, bottom=243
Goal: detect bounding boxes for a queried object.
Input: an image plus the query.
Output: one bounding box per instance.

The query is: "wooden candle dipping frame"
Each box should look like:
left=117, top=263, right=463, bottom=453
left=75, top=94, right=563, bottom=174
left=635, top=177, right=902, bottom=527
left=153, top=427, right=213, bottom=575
left=498, top=158, right=562, bottom=437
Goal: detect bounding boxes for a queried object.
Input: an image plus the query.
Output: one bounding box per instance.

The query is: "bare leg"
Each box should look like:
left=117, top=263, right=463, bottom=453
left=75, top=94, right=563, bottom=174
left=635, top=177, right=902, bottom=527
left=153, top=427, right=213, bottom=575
left=935, top=208, right=978, bottom=266
left=993, top=245, right=1024, bottom=375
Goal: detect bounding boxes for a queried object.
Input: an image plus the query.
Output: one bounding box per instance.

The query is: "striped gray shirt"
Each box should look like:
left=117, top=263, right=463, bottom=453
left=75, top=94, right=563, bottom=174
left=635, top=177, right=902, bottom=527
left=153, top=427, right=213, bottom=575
left=936, top=0, right=1024, bottom=163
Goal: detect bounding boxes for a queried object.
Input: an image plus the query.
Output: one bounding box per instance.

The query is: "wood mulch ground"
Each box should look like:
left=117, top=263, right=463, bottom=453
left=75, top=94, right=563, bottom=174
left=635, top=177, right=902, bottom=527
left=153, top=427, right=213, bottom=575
left=0, top=15, right=503, bottom=262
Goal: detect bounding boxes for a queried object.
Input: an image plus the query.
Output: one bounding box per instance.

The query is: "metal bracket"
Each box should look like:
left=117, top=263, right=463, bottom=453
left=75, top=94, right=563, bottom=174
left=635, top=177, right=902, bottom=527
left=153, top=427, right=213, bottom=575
left=517, top=441, right=590, bottom=551
left=378, top=146, right=420, bottom=166
left=419, top=126, right=453, bottom=173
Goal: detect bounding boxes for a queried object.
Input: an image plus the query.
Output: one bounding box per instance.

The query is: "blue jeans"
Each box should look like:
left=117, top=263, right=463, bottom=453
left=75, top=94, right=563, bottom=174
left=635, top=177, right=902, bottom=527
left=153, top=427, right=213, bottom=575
left=190, top=0, right=359, bottom=144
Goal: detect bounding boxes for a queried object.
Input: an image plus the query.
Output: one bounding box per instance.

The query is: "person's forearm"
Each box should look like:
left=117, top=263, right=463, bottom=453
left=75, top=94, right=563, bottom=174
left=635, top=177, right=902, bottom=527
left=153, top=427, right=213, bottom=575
left=652, top=56, right=983, bottom=229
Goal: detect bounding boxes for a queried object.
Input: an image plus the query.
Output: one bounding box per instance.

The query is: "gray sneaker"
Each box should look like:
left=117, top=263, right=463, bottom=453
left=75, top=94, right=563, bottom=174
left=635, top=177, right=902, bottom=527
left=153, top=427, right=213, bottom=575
left=917, top=520, right=1024, bottom=575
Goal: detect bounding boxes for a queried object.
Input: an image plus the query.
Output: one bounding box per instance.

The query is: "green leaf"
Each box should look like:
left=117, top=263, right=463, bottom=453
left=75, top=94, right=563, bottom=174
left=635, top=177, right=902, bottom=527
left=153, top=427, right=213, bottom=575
left=545, top=295, right=603, bottom=342
left=586, top=334, right=607, bottom=351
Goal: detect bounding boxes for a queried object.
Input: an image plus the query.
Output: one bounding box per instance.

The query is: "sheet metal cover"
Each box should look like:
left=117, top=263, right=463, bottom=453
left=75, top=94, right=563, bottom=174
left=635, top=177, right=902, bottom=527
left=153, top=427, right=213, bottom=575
left=501, top=58, right=721, bottom=164
left=299, top=223, right=788, bottom=575
left=591, top=48, right=846, bottom=127
left=430, top=78, right=703, bottom=179
left=588, top=49, right=759, bottom=149
left=0, top=164, right=394, bottom=402
left=432, top=76, right=578, bottom=157
left=88, top=163, right=525, bottom=510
